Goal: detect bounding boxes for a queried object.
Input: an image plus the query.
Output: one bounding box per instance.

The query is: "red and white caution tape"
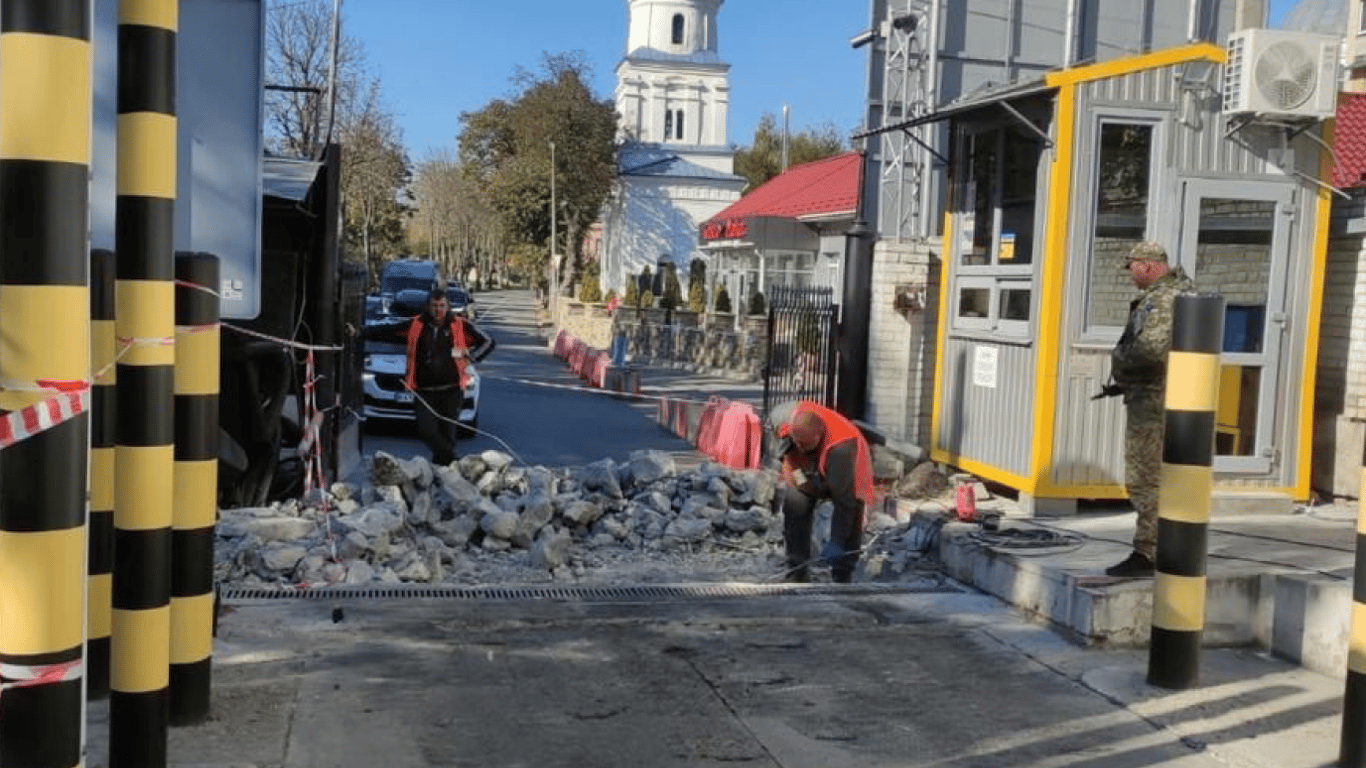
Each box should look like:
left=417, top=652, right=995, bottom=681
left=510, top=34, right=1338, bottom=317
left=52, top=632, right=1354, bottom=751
left=0, top=391, right=86, bottom=450
left=0, top=659, right=82, bottom=705
left=222, top=322, right=343, bottom=352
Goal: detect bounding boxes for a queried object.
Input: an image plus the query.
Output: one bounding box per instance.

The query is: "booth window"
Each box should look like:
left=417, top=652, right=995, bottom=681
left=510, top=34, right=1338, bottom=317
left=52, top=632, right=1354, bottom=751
left=952, top=124, right=1041, bottom=335
left=1085, top=120, right=1156, bottom=330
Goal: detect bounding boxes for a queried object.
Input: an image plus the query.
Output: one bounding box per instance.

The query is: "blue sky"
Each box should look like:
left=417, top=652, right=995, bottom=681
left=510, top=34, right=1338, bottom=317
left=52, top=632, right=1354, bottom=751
left=342, top=0, right=870, bottom=161
left=341, top=0, right=1301, bottom=162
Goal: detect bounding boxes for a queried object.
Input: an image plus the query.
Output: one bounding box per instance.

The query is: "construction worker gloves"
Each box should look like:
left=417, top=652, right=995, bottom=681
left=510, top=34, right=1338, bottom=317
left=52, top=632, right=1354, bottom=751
left=819, top=541, right=845, bottom=566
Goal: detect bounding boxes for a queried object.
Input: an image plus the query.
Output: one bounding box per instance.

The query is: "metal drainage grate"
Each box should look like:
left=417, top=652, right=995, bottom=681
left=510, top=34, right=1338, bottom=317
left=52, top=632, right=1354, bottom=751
left=219, top=581, right=956, bottom=603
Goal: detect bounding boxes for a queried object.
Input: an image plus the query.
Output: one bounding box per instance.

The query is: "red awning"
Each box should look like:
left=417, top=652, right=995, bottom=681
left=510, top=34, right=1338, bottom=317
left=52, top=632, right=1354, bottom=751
left=701, top=152, right=860, bottom=241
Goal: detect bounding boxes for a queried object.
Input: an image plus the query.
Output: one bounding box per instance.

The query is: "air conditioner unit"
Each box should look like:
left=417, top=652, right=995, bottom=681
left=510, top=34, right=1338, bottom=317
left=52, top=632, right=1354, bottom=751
left=1222, top=29, right=1341, bottom=120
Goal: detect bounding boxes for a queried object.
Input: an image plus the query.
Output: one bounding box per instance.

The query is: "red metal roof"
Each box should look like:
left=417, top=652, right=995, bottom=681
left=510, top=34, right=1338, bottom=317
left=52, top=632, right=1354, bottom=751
left=1334, top=92, right=1366, bottom=190
left=705, top=151, right=861, bottom=224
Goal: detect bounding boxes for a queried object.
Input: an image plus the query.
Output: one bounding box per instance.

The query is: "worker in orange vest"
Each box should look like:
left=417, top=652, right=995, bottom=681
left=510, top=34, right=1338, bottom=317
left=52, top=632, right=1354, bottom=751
left=768, top=400, right=875, bottom=583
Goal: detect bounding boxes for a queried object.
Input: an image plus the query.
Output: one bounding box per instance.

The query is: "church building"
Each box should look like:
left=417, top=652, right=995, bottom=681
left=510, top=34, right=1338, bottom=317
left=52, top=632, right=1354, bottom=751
left=598, top=0, right=746, bottom=297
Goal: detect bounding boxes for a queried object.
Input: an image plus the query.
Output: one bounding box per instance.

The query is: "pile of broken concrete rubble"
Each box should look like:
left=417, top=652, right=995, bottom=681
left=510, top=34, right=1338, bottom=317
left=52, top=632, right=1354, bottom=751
left=214, top=449, right=954, bottom=587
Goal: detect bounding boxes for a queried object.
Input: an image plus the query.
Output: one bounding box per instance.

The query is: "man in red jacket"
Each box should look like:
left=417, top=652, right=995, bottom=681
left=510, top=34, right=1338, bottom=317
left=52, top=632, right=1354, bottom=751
left=768, top=400, right=875, bottom=583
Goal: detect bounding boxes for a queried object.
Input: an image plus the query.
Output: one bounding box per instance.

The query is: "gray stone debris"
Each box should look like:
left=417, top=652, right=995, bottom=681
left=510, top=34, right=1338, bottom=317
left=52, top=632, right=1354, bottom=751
left=214, top=448, right=960, bottom=587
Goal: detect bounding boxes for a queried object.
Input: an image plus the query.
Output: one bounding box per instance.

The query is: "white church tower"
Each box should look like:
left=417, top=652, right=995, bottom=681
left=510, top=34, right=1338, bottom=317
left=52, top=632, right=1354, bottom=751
left=599, top=0, right=745, bottom=296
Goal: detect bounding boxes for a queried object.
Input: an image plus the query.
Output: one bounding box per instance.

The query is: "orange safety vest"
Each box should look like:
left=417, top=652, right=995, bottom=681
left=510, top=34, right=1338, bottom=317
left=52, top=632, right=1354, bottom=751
left=776, top=401, right=875, bottom=504
left=404, top=313, right=471, bottom=391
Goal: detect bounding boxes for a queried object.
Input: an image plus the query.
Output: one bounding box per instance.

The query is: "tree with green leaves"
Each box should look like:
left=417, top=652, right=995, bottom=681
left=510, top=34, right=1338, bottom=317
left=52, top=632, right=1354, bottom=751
left=622, top=279, right=639, bottom=309
left=687, top=259, right=707, bottom=312
left=338, top=80, right=410, bottom=278
left=458, top=52, right=618, bottom=299
left=734, top=112, right=848, bottom=193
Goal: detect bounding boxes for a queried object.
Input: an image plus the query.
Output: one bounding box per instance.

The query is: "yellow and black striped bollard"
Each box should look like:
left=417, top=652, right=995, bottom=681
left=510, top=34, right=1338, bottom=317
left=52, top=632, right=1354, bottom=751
left=111, top=0, right=177, bottom=764
left=1147, top=292, right=1224, bottom=690
left=171, top=252, right=218, bottom=725
left=1340, top=458, right=1366, bottom=765
left=0, top=1, right=93, bottom=765
left=89, top=247, right=117, bottom=700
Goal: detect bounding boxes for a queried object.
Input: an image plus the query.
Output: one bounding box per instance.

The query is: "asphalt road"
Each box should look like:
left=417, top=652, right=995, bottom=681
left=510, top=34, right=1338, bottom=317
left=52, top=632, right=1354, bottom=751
left=357, top=289, right=700, bottom=474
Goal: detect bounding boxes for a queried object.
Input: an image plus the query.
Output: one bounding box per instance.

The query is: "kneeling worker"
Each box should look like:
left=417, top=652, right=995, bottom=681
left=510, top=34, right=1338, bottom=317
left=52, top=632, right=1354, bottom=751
left=767, top=400, right=875, bottom=583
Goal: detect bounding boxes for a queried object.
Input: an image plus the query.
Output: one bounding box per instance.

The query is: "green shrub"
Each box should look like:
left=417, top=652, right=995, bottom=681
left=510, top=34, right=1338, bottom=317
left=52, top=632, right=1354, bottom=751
left=747, top=291, right=766, bottom=316
left=639, top=291, right=655, bottom=309
left=660, top=267, right=682, bottom=311
left=578, top=260, right=603, bottom=303
left=687, top=259, right=707, bottom=312
left=637, top=266, right=654, bottom=308
left=714, top=284, right=732, bottom=314
left=623, top=280, right=640, bottom=308
left=604, top=288, right=619, bottom=304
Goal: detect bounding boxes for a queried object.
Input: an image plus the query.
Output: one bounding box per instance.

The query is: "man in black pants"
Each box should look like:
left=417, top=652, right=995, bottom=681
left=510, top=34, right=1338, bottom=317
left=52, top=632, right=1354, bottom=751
left=766, top=400, right=874, bottom=583
left=359, top=288, right=494, bottom=465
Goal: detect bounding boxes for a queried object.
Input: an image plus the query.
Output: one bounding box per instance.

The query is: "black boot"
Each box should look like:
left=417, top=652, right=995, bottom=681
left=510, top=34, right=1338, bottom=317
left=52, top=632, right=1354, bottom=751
left=1105, top=551, right=1154, bottom=577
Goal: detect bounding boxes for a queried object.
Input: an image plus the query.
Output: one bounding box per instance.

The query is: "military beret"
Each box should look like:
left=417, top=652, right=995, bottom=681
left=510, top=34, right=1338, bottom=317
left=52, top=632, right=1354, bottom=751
left=1127, top=241, right=1168, bottom=264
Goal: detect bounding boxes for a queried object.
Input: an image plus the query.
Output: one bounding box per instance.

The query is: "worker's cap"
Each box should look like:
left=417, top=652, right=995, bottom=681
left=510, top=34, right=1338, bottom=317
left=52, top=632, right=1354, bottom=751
left=1124, top=241, right=1168, bottom=268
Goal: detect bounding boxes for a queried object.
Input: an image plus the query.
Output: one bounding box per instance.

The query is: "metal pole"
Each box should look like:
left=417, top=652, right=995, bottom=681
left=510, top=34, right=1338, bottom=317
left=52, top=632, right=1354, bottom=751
left=1147, top=293, right=1224, bottom=690
left=549, top=139, right=557, bottom=322
left=112, top=0, right=178, bottom=763
left=836, top=151, right=875, bottom=420
left=0, top=3, right=93, bottom=766
left=320, top=0, right=343, bottom=155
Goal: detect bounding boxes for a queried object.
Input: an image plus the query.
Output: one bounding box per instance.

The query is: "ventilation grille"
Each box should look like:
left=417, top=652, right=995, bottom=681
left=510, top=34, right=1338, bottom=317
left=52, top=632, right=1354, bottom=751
left=220, top=581, right=956, bottom=603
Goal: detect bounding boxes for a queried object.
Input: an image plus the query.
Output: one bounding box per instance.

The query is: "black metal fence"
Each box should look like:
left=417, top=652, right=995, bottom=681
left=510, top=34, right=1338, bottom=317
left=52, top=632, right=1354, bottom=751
left=762, top=285, right=838, bottom=418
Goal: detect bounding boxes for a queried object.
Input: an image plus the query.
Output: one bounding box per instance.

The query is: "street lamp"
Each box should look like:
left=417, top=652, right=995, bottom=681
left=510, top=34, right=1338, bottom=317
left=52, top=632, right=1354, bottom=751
left=549, top=139, right=556, bottom=303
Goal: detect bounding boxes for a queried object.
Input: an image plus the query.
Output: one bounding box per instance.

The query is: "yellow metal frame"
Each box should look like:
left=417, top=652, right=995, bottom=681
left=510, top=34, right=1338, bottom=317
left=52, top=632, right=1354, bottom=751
left=928, top=42, right=1322, bottom=502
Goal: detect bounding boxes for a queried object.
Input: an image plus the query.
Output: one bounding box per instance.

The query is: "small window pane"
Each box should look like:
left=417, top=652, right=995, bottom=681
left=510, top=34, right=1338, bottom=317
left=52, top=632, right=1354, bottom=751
left=664, top=111, right=673, bottom=141
left=676, top=109, right=684, bottom=140
left=958, top=287, right=990, bottom=319
left=999, top=286, right=1031, bottom=321
left=999, top=132, right=1039, bottom=265
left=1086, top=123, right=1154, bottom=329
left=963, top=133, right=996, bottom=266
left=672, top=14, right=684, bottom=44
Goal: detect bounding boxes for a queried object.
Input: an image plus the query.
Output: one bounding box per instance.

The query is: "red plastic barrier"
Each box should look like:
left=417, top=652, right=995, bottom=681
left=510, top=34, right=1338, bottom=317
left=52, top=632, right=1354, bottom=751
left=697, top=400, right=761, bottom=470
left=589, top=352, right=609, bottom=387
left=693, top=397, right=729, bottom=460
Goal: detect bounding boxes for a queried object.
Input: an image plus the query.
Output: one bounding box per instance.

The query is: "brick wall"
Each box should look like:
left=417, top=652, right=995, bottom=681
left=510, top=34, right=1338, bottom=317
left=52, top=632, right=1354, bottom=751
left=1312, top=191, right=1366, bottom=497
left=866, top=240, right=941, bottom=448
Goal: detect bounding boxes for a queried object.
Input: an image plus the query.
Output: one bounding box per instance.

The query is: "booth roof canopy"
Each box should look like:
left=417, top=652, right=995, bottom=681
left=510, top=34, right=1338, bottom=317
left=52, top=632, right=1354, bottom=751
left=703, top=151, right=860, bottom=225
left=1334, top=93, right=1366, bottom=190
left=263, top=156, right=323, bottom=202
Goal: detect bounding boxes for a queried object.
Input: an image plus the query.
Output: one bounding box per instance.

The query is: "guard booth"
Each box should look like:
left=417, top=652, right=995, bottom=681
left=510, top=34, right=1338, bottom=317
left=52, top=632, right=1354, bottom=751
left=923, top=41, right=1337, bottom=514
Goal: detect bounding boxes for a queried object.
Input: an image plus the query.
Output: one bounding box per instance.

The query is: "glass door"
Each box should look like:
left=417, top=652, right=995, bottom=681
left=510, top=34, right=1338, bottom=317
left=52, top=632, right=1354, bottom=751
left=1177, top=180, right=1293, bottom=474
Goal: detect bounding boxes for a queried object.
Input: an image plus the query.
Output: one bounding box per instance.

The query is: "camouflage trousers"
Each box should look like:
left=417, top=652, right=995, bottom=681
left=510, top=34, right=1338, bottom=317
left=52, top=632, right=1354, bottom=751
left=1124, top=390, right=1165, bottom=560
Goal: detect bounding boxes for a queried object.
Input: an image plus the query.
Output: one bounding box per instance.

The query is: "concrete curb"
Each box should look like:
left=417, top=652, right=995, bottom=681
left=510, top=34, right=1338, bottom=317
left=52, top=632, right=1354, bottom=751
left=898, top=508, right=1354, bottom=677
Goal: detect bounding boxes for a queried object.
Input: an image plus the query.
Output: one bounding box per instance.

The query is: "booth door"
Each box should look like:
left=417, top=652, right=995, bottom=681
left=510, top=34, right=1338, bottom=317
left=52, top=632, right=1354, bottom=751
left=1176, top=180, right=1294, bottom=475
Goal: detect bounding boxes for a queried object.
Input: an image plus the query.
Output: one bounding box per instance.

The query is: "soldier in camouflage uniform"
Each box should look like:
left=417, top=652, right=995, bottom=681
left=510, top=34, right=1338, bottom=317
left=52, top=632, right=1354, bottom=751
left=1105, top=241, right=1196, bottom=577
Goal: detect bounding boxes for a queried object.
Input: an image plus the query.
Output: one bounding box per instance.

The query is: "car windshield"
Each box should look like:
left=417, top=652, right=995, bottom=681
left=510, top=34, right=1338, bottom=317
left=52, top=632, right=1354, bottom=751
left=380, top=262, right=437, bottom=295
